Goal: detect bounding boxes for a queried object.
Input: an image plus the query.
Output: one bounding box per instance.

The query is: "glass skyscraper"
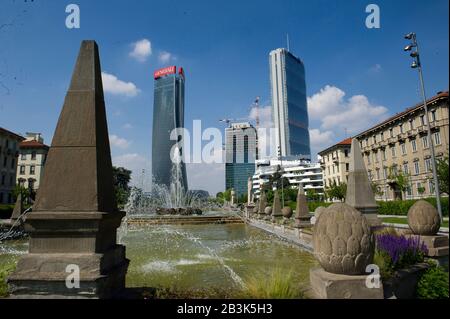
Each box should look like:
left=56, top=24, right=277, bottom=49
left=269, top=48, right=311, bottom=159
left=225, top=122, right=258, bottom=197
left=152, top=66, right=188, bottom=191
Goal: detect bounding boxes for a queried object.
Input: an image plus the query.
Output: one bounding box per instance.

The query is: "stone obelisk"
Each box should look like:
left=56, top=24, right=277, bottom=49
left=294, top=184, right=310, bottom=228
left=345, top=138, right=381, bottom=227
left=8, top=41, right=129, bottom=298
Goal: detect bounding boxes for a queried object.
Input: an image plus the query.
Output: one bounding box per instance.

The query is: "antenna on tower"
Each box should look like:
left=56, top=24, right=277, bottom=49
left=286, top=34, right=290, bottom=51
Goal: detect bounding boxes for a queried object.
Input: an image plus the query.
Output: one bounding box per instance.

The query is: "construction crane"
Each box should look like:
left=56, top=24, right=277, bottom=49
left=218, top=118, right=248, bottom=126
left=252, top=96, right=260, bottom=130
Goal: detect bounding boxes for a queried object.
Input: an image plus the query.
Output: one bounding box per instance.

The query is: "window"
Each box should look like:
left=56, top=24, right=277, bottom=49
left=422, top=136, right=429, bottom=149
left=9, top=175, right=13, bottom=186
left=328, top=166, right=330, bottom=175
left=382, top=148, right=387, bottom=160
left=406, top=184, right=412, bottom=197
left=232, top=135, right=236, bottom=163
left=344, top=149, right=348, bottom=157
left=420, top=115, right=425, bottom=125
left=409, top=119, right=414, bottom=130
left=399, top=124, right=403, bottom=133
left=367, top=153, right=371, bottom=164
left=337, top=176, right=340, bottom=184
left=31, top=151, right=36, bottom=160
left=336, top=164, right=339, bottom=173
left=401, top=142, right=407, bottom=155
left=373, top=135, right=377, bottom=143
left=411, top=139, right=417, bottom=152
left=346, top=163, right=349, bottom=172
left=389, top=128, right=394, bottom=138
left=434, top=132, right=441, bottom=145
left=365, top=138, right=369, bottom=147
left=332, top=165, right=335, bottom=174
left=374, top=151, right=379, bottom=163
left=360, top=141, right=363, bottom=149
left=429, top=180, right=435, bottom=194
left=431, top=110, right=436, bottom=122
left=383, top=167, right=388, bottom=179
left=3, top=156, right=6, bottom=167
left=380, top=132, right=384, bottom=140
left=403, top=163, right=409, bottom=175
left=414, top=161, right=420, bottom=175
left=19, top=166, right=25, bottom=175
left=244, top=136, right=248, bottom=163
left=30, top=166, right=35, bottom=175
left=391, top=146, right=396, bottom=157
left=11, top=158, right=14, bottom=169
left=425, top=158, right=432, bottom=172
left=1, top=174, right=5, bottom=186
left=21, top=153, right=26, bottom=160
left=376, top=169, right=380, bottom=180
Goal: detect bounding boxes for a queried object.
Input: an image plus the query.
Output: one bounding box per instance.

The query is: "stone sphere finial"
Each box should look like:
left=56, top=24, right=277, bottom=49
left=407, top=200, right=441, bottom=235
left=264, top=206, right=272, bottom=215
left=314, top=206, right=327, bottom=220
left=282, top=206, right=293, bottom=218
left=313, top=203, right=374, bottom=275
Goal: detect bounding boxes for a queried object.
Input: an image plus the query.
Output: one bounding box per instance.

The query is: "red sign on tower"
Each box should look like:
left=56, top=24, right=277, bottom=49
left=154, top=66, right=176, bottom=79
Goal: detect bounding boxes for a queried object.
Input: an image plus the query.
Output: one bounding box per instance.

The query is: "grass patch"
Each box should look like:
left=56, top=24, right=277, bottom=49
left=381, top=217, right=449, bottom=228
left=239, top=267, right=306, bottom=299
left=0, top=258, right=17, bottom=298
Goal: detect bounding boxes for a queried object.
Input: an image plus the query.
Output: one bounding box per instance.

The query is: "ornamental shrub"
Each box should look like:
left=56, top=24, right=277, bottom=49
left=416, top=265, right=449, bottom=299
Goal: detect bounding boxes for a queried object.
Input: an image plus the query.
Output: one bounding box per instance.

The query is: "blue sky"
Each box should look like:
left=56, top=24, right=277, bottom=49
left=1, top=0, right=448, bottom=195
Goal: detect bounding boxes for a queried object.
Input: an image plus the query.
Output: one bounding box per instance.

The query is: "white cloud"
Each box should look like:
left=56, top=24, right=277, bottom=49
left=308, top=85, right=389, bottom=135
left=369, top=64, right=382, bottom=74
left=102, top=72, right=140, bottom=97
left=186, top=163, right=224, bottom=196
left=248, top=105, right=276, bottom=158
left=129, top=39, right=152, bottom=62
left=122, top=123, right=133, bottom=129
left=309, top=128, right=334, bottom=147
left=158, top=51, right=174, bottom=63
left=112, top=153, right=151, bottom=188
left=109, top=134, right=131, bottom=149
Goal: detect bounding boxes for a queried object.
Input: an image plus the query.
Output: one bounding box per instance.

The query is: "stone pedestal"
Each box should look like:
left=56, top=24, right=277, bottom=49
left=7, top=41, right=129, bottom=299
left=405, top=233, right=449, bottom=257
left=310, top=267, right=383, bottom=299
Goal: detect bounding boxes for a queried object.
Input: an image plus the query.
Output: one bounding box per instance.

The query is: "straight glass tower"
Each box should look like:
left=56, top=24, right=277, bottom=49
left=152, top=66, right=188, bottom=191
left=269, top=48, right=311, bottom=159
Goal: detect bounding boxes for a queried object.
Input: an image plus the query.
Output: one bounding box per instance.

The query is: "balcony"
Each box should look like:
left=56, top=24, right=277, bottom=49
left=397, top=133, right=407, bottom=141
left=387, top=137, right=396, bottom=145
left=332, top=156, right=339, bottom=163
left=407, top=129, right=418, bottom=138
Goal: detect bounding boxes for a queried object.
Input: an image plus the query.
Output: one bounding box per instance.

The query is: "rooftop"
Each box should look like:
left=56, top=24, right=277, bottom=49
left=19, top=140, right=49, bottom=150
left=0, top=127, right=25, bottom=141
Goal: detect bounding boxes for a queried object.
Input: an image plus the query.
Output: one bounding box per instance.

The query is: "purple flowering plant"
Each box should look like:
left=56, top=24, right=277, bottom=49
left=375, top=233, right=428, bottom=271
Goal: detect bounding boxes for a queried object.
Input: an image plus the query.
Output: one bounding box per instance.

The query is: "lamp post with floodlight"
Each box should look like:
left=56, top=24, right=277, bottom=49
left=403, top=32, right=443, bottom=223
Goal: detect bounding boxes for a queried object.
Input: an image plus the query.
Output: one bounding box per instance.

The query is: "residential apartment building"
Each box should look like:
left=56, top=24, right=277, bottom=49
left=355, top=91, right=448, bottom=200
left=252, top=157, right=323, bottom=198
left=318, top=137, right=352, bottom=188
left=0, top=127, right=24, bottom=204
left=16, top=132, right=49, bottom=197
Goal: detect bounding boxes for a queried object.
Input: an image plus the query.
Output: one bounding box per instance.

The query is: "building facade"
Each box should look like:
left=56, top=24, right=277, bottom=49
left=0, top=127, right=24, bottom=204
left=16, top=133, right=49, bottom=197
left=318, top=137, right=352, bottom=189
left=151, top=66, right=188, bottom=191
left=252, top=157, right=324, bottom=198
left=355, top=91, right=449, bottom=201
left=269, top=48, right=311, bottom=159
left=225, top=122, right=258, bottom=197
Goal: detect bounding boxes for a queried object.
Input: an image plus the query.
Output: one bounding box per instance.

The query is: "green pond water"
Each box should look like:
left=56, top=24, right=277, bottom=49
left=1, top=219, right=317, bottom=297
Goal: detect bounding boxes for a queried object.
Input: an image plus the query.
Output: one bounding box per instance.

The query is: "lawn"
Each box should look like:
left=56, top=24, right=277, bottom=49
left=381, top=217, right=449, bottom=228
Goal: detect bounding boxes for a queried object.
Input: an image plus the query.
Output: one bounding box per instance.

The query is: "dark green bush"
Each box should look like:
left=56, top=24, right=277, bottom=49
left=308, top=201, right=332, bottom=213
left=0, top=204, right=14, bottom=219
left=376, top=197, right=448, bottom=217
left=416, top=265, right=449, bottom=299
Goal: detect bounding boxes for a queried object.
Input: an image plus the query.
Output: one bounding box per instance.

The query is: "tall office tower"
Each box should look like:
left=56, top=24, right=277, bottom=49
left=152, top=66, right=188, bottom=191
left=269, top=48, right=311, bottom=159
left=225, top=122, right=258, bottom=197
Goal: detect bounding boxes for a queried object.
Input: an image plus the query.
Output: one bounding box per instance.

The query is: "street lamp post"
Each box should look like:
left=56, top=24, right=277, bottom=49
left=404, top=32, right=443, bottom=222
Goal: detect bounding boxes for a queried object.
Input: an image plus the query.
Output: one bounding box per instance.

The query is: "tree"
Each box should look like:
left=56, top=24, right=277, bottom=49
left=306, top=189, right=321, bottom=201
left=387, top=166, right=410, bottom=200
left=12, top=185, right=30, bottom=202
left=371, top=181, right=384, bottom=198
left=325, top=181, right=347, bottom=202
left=112, top=166, right=132, bottom=209
left=436, top=156, right=449, bottom=195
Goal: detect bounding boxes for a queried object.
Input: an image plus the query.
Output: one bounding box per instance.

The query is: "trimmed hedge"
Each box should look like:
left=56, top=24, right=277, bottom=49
left=295, top=197, right=448, bottom=216
left=0, top=204, right=14, bottom=219
left=377, top=197, right=448, bottom=217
